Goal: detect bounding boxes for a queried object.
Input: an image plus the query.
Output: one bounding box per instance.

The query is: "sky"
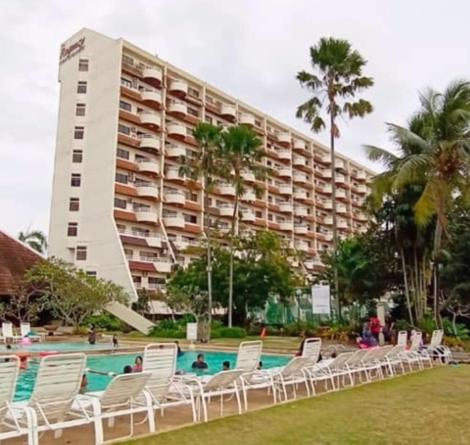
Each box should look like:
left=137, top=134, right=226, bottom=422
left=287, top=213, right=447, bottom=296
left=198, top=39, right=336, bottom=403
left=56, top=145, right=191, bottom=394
left=1, top=0, right=469, bottom=237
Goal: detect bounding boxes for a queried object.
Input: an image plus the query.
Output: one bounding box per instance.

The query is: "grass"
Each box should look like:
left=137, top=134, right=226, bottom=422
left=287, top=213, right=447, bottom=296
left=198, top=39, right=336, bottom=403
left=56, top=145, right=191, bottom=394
left=122, top=366, right=470, bottom=445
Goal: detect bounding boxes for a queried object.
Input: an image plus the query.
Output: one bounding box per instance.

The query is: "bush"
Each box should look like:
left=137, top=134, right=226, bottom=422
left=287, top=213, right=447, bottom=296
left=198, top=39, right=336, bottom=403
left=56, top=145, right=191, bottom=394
left=84, top=313, right=127, bottom=332
left=442, top=318, right=470, bottom=340
left=283, top=320, right=318, bottom=337
left=395, top=319, right=411, bottom=332
left=212, top=326, right=247, bottom=338
left=148, top=326, right=185, bottom=338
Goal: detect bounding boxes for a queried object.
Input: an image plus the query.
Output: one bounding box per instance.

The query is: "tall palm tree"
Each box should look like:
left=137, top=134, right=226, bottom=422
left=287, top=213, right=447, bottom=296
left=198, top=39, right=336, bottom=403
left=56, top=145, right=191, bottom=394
left=365, top=80, right=470, bottom=320
left=219, top=125, right=266, bottom=327
left=180, top=123, right=223, bottom=336
left=18, top=229, right=47, bottom=254
left=296, top=37, right=374, bottom=318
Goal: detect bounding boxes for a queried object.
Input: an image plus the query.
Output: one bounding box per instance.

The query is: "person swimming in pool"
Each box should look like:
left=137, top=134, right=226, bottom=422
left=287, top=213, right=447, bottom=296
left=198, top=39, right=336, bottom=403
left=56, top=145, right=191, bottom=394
left=132, top=356, right=143, bottom=372
left=123, top=365, right=133, bottom=374
left=222, top=361, right=230, bottom=371
left=191, top=353, right=208, bottom=370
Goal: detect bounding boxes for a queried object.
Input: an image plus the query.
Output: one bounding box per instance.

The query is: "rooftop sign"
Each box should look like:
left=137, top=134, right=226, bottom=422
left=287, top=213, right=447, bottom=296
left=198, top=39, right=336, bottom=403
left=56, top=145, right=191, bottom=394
left=60, top=37, right=85, bottom=64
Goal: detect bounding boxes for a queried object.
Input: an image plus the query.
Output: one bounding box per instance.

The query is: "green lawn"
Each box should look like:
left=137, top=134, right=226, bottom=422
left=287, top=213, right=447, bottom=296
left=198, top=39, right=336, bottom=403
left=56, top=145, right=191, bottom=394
left=122, top=366, right=470, bottom=445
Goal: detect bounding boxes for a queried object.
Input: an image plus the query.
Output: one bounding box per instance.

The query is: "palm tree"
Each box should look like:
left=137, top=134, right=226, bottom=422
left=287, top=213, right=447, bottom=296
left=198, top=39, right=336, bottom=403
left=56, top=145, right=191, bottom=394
left=180, top=122, right=223, bottom=336
left=296, top=37, right=374, bottom=318
left=365, top=80, right=470, bottom=320
left=219, top=125, right=266, bottom=327
left=18, top=229, right=47, bottom=254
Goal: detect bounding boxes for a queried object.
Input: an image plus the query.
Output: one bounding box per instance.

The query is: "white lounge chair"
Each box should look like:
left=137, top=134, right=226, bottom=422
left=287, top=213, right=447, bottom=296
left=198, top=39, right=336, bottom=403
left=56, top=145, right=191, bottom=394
left=20, top=322, right=44, bottom=342
left=400, top=331, right=431, bottom=370
left=74, top=372, right=154, bottom=444
left=143, top=343, right=197, bottom=423
left=384, top=345, right=406, bottom=376
left=25, top=353, right=90, bottom=444
left=236, top=340, right=263, bottom=372
left=423, top=329, right=452, bottom=364
left=185, top=369, right=245, bottom=422
left=271, top=356, right=312, bottom=401
left=306, top=352, right=355, bottom=392
left=1, top=323, right=22, bottom=343
left=301, top=338, right=322, bottom=365
left=0, top=355, right=35, bottom=445
left=397, top=330, right=408, bottom=346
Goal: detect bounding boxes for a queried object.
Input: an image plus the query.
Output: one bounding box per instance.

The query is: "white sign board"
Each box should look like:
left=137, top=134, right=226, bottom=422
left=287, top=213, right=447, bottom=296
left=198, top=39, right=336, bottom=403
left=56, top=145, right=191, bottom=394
left=186, top=322, right=198, bottom=341
left=311, top=285, right=331, bottom=315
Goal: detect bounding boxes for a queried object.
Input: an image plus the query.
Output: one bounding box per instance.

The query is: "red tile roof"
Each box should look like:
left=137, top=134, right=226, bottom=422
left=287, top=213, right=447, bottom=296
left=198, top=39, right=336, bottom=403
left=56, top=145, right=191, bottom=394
left=0, top=231, right=43, bottom=296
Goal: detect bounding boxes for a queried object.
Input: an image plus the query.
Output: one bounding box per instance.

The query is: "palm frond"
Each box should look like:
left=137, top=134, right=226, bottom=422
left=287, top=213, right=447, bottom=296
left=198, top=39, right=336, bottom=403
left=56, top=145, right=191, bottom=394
left=363, top=145, right=398, bottom=167
left=393, top=153, right=432, bottom=189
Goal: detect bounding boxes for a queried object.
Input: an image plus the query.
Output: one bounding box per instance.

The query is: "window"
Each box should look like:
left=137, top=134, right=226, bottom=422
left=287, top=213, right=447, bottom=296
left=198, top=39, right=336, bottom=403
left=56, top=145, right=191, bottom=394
left=119, top=100, right=132, bottom=112
left=76, top=103, right=86, bottom=116
left=76, top=246, right=87, bottom=261
left=118, top=124, right=130, bottom=135
left=116, top=148, right=130, bottom=160
left=122, top=55, right=134, bottom=66
left=74, top=126, right=84, bottom=139
left=116, top=224, right=126, bottom=233
left=69, top=197, right=80, bottom=211
left=204, top=116, right=213, bottom=124
left=115, top=172, right=128, bottom=184
left=72, top=149, right=83, bottom=163
left=187, top=107, right=199, bottom=117
left=114, top=197, right=127, bottom=209
left=78, top=59, right=89, bottom=72
left=86, top=271, right=97, bottom=277
left=184, top=214, right=197, bottom=224
left=188, top=87, right=200, bottom=98
left=255, top=211, right=262, bottom=218
left=77, top=81, right=87, bottom=94
left=121, top=77, right=132, bottom=88
left=185, top=192, right=198, bottom=202
left=71, top=173, right=81, bottom=187
left=67, top=222, right=78, bottom=237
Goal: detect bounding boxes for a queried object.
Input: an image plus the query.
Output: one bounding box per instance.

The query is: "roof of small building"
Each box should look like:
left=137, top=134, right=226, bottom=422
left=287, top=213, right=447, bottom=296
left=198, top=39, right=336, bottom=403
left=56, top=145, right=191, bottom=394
left=0, top=230, right=43, bottom=296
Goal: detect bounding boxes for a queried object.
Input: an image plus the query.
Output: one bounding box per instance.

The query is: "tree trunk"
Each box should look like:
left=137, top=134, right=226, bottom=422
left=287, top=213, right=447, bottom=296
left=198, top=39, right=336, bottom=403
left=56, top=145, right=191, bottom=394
left=202, top=172, right=212, bottom=341
left=329, top=107, right=340, bottom=320
left=228, top=185, right=240, bottom=328
left=400, top=247, right=414, bottom=326
left=432, top=221, right=443, bottom=323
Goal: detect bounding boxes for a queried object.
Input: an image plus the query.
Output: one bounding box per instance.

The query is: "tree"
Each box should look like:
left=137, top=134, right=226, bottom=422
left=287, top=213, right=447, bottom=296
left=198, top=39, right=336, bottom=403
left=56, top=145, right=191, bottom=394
left=365, top=80, right=470, bottom=320
left=180, top=122, right=223, bottom=336
left=219, top=125, right=266, bottom=327
left=132, top=288, right=151, bottom=316
left=24, top=258, right=129, bottom=329
left=0, top=284, right=45, bottom=323
left=18, top=229, right=48, bottom=254
left=296, top=37, right=374, bottom=317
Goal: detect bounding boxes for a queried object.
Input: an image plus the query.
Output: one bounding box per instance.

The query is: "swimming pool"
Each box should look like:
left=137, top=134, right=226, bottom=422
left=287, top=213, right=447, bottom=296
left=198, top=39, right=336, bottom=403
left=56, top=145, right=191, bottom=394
left=14, top=350, right=290, bottom=401
left=0, top=342, right=113, bottom=353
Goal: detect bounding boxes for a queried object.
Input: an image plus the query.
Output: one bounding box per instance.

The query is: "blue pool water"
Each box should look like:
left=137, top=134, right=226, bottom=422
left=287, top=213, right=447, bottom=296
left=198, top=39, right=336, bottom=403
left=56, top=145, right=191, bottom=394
left=0, top=342, right=112, bottom=353
left=14, top=350, right=290, bottom=401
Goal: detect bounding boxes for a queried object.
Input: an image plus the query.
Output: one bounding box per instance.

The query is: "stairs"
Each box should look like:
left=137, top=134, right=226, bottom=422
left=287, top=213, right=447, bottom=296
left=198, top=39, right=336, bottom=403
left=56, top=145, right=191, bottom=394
left=105, top=301, right=154, bottom=334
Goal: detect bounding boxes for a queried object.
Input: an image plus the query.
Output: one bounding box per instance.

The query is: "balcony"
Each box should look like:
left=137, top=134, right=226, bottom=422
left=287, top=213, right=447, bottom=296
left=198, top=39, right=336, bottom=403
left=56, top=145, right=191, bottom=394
left=239, top=112, right=255, bottom=126
left=316, top=168, right=332, bottom=179
left=166, top=145, right=186, bottom=158
left=168, top=100, right=187, bottom=117
left=294, top=206, right=308, bottom=217
left=218, top=184, right=236, bottom=196
left=241, top=190, right=256, bottom=201
left=221, top=104, right=237, bottom=120
left=278, top=167, right=292, bottom=178
left=294, top=224, right=309, bottom=235
left=141, top=89, right=162, bottom=106
left=337, top=203, right=347, bottom=214
left=293, top=156, right=308, bottom=168
left=277, top=132, right=291, bottom=146
left=163, top=214, right=185, bottom=228
left=241, top=209, right=256, bottom=222
left=139, top=111, right=161, bottom=129
left=166, top=167, right=185, bottom=182
left=293, top=172, right=309, bottom=184
left=315, top=151, right=330, bottom=164
left=295, top=240, right=309, bottom=252
left=279, top=221, right=294, bottom=231
left=335, top=188, right=347, bottom=199
left=335, top=174, right=346, bottom=184
left=353, top=184, right=367, bottom=194
left=137, top=159, right=159, bottom=175
left=279, top=184, right=291, bottom=195
left=154, top=258, right=172, bottom=273
left=279, top=202, right=293, bottom=213
left=218, top=204, right=234, bottom=217
left=293, top=139, right=306, bottom=150
left=323, top=200, right=333, bottom=209
left=356, top=171, right=367, bottom=181
left=335, top=158, right=346, bottom=170
left=169, top=79, right=188, bottom=97
left=136, top=183, right=159, bottom=199
left=293, top=189, right=307, bottom=200
left=317, top=184, right=332, bottom=194
left=324, top=215, right=333, bottom=225
left=135, top=208, right=158, bottom=223
left=241, top=170, right=255, bottom=182
left=142, top=67, right=162, bottom=85
left=165, top=190, right=186, bottom=205
left=278, top=150, right=291, bottom=160
left=139, top=134, right=161, bottom=151
left=337, top=219, right=348, bottom=229
left=167, top=123, right=187, bottom=139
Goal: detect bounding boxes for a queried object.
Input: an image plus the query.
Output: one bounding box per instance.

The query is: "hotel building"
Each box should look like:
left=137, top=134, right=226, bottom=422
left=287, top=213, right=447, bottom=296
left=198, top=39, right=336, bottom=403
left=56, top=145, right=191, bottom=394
left=49, top=28, right=373, bottom=302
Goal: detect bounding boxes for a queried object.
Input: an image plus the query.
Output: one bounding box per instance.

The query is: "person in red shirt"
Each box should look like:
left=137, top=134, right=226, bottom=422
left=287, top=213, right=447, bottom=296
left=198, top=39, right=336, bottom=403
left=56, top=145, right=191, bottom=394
left=369, top=314, right=381, bottom=342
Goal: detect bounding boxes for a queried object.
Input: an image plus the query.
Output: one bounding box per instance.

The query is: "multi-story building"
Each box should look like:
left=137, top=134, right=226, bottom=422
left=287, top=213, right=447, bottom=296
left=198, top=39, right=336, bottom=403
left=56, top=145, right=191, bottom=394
left=49, top=28, right=374, bottom=302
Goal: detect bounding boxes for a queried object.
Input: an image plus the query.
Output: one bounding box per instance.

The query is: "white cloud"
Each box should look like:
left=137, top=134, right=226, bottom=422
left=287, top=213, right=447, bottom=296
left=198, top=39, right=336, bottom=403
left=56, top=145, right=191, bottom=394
left=0, top=0, right=469, bottom=235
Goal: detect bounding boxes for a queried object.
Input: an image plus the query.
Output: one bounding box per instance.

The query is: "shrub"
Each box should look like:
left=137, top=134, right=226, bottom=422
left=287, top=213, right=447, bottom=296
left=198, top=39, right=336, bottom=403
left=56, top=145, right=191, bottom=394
left=84, top=313, right=126, bottom=332
left=417, top=316, right=438, bottom=336
left=283, top=320, right=319, bottom=337
left=442, top=318, right=470, bottom=340
left=212, top=326, right=247, bottom=338
left=395, top=319, right=411, bottom=332
left=148, top=326, right=185, bottom=338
